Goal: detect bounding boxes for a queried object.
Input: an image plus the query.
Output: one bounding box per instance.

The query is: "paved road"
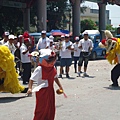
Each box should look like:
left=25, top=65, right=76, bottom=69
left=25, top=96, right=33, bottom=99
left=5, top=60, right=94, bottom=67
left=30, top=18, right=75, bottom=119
left=0, top=59, right=120, bottom=120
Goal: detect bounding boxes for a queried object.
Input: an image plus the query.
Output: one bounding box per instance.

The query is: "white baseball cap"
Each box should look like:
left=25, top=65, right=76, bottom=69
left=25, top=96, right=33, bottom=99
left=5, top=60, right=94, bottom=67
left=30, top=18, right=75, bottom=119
left=8, top=35, right=14, bottom=39
left=49, top=35, right=54, bottom=40
left=84, top=32, right=88, bottom=35
left=65, top=34, right=70, bottom=38
left=61, top=35, right=65, bottom=38
left=41, top=30, right=46, bottom=34
left=75, top=36, right=79, bottom=41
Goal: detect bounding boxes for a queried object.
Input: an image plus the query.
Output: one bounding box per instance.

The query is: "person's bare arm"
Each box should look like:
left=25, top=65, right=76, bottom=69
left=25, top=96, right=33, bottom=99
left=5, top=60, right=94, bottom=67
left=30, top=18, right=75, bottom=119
left=27, top=80, right=33, bottom=94
left=54, top=77, right=63, bottom=90
left=22, top=46, right=31, bottom=55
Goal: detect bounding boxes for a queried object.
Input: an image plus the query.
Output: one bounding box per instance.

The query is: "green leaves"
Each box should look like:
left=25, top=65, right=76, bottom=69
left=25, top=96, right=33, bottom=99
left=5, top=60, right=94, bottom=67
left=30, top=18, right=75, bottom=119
left=81, top=19, right=98, bottom=33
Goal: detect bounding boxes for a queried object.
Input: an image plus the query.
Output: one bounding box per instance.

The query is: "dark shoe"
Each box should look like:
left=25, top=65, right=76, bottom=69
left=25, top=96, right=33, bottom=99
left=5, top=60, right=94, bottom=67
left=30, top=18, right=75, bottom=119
left=21, top=87, right=28, bottom=93
left=66, top=74, right=70, bottom=78
left=58, top=74, right=62, bottom=78
left=23, top=82, right=28, bottom=85
left=62, top=70, right=64, bottom=74
left=80, top=71, right=83, bottom=73
left=109, top=84, right=119, bottom=87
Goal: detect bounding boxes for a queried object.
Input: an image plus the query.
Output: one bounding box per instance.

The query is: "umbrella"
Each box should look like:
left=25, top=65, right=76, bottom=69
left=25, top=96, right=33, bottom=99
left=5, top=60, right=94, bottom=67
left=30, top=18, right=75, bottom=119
left=52, top=32, right=65, bottom=36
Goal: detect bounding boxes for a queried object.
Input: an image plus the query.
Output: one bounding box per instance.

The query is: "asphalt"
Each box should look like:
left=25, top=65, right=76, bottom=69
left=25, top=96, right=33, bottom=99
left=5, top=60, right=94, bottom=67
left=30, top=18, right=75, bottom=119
left=0, top=59, right=120, bottom=120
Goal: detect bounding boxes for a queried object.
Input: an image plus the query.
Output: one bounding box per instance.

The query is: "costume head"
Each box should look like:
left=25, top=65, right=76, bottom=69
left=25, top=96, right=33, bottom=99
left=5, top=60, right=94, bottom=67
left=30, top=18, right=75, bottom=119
left=104, top=30, right=113, bottom=39
left=99, top=30, right=117, bottom=52
left=99, top=30, right=120, bottom=64
left=0, top=45, right=24, bottom=93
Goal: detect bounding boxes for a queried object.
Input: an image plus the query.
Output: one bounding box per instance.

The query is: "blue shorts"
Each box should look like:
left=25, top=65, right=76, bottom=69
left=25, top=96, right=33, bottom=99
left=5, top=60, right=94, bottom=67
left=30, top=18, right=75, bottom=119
left=60, top=58, right=72, bottom=67
left=74, top=56, right=79, bottom=61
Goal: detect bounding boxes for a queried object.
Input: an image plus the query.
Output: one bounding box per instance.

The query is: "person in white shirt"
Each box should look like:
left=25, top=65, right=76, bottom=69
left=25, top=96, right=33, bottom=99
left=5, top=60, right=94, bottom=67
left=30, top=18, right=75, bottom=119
left=78, top=32, right=93, bottom=77
left=4, top=34, right=16, bottom=55
left=20, top=37, right=32, bottom=84
left=36, top=30, right=50, bottom=50
left=59, top=34, right=74, bottom=78
left=0, top=31, right=9, bottom=45
left=73, top=37, right=81, bottom=73
left=48, top=35, right=55, bottom=50
left=59, top=35, right=65, bottom=58
left=27, top=49, right=63, bottom=120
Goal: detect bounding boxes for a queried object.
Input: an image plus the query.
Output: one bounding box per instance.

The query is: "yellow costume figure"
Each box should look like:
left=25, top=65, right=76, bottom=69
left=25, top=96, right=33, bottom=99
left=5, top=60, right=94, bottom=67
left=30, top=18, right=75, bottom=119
left=99, top=30, right=120, bottom=87
left=0, top=45, right=25, bottom=93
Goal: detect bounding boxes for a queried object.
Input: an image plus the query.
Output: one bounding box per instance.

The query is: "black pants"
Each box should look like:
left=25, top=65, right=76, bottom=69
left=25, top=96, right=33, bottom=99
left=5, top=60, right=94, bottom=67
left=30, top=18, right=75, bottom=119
left=111, top=64, right=120, bottom=86
left=78, top=52, right=89, bottom=67
left=22, top=63, right=31, bottom=84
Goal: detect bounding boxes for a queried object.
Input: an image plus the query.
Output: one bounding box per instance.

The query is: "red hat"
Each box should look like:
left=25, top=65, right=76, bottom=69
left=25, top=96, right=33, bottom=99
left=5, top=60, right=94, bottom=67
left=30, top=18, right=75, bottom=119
left=23, top=31, right=29, bottom=38
left=101, top=39, right=107, bottom=46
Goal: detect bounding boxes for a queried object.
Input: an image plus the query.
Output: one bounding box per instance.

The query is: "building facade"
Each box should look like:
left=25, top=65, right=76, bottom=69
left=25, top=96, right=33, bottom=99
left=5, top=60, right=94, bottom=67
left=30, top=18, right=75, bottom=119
left=81, top=7, right=111, bottom=25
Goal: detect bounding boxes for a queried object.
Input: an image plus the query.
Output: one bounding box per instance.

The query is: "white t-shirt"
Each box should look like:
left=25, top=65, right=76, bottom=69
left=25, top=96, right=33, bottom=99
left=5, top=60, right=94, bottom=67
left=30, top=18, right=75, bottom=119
left=48, top=45, right=58, bottom=53
left=36, top=37, right=50, bottom=49
left=30, top=66, right=57, bottom=92
left=20, top=43, right=31, bottom=63
left=0, top=39, right=7, bottom=45
left=4, top=41, right=16, bottom=55
left=73, top=43, right=81, bottom=57
left=61, top=41, right=73, bottom=58
left=79, top=39, right=93, bottom=52
left=30, top=66, right=57, bottom=85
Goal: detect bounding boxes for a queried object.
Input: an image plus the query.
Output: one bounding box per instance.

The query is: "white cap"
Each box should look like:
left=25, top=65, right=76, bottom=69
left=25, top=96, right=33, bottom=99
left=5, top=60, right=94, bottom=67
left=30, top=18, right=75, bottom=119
left=83, top=32, right=88, bottom=35
left=14, top=36, right=17, bottom=39
left=8, top=35, right=14, bottom=39
left=61, top=35, right=65, bottom=38
left=18, top=35, right=22, bottom=38
left=65, top=34, right=70, bottom=37
left=75, top=36, right=79, bottom=41
left=4, top=32, right=9, bottom=36
left=49, top=35, right=54, bottom=40
left=41, top=30, right=46, bottom=34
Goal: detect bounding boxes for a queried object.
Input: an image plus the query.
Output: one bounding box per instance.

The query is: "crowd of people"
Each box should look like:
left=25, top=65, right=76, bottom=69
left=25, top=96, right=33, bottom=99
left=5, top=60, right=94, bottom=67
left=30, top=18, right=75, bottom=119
left=0, top=30, right=94, bottom=84
left=1, top=29, right=120, bottom=120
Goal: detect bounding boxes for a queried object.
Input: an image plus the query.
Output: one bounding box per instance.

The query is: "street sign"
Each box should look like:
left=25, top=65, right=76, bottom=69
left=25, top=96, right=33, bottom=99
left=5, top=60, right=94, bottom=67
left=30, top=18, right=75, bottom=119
left=1, top=0, right=26, bottom=8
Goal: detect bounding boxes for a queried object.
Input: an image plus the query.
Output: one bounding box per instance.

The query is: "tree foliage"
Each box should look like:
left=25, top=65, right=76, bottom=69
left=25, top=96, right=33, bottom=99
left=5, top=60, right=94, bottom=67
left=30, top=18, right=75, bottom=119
left=47, top=0, right=68, bottom=31
left=0, top=6, right=23, bottom=36
left=81, top=19, right=98, bottom=33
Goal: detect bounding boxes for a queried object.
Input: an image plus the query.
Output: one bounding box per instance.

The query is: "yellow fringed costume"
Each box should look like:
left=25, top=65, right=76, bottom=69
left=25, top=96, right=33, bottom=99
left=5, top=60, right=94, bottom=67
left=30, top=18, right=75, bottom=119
left=99, top=30, right=120, bottom=87
left=106, top=38, right=120, bottom=64
left=0, top=45, right=25, bottom=94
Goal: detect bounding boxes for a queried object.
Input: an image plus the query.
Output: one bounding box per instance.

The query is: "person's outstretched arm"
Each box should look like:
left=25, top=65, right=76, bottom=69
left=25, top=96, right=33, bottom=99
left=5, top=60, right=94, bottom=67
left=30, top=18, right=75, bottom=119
left=54, top=77, right=63, bottom=90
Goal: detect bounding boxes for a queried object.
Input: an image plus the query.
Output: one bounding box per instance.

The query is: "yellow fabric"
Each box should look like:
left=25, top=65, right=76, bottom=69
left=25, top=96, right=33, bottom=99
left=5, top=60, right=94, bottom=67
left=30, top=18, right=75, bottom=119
left=0, top=45, right=25, bottom=94
left=106, top=38, right=120, bottom=64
